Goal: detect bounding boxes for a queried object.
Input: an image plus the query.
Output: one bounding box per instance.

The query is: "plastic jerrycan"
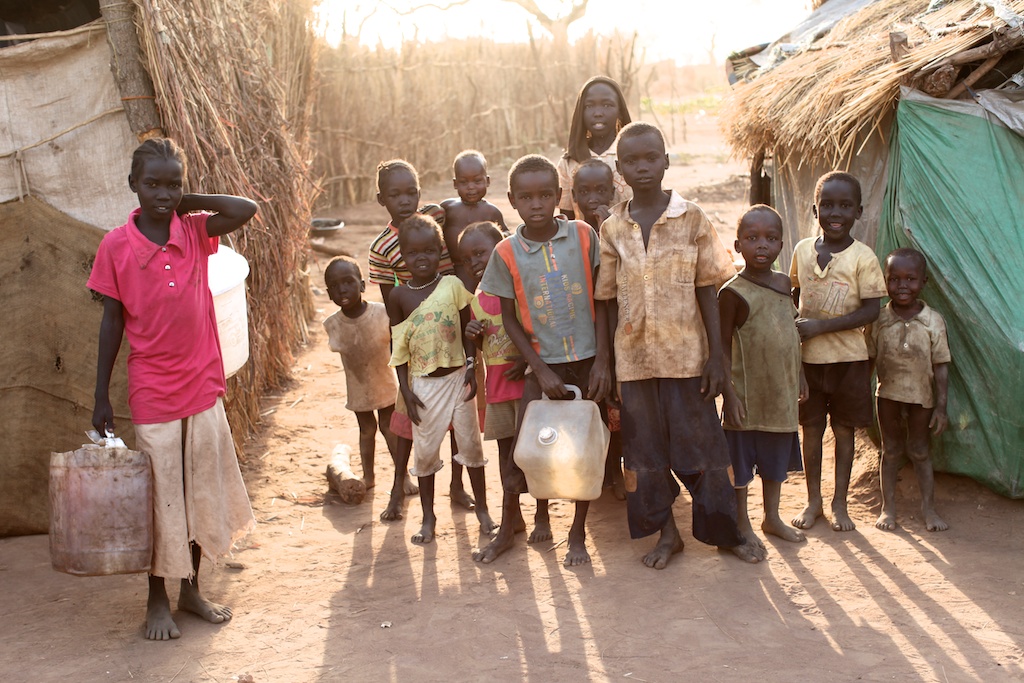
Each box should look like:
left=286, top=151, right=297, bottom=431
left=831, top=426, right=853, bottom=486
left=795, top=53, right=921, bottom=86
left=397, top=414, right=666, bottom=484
left=49, top=433, right=153, bottom=576
left=513, top=385, right=610, bottom=501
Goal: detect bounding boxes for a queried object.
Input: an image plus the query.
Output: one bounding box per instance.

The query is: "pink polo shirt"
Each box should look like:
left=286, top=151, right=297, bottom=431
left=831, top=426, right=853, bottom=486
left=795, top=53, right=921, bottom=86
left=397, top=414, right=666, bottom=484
left=87, top=209, right=226, bottom=424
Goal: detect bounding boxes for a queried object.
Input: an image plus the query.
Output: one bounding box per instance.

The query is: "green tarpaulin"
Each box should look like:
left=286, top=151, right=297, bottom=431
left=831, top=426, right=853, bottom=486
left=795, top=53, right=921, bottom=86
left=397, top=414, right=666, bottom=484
left=877, top=89, right=1024, bottom=498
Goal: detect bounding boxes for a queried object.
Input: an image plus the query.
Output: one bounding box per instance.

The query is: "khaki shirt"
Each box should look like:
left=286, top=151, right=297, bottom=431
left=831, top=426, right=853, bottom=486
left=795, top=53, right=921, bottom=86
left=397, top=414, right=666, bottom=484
left=867, top=302, right=951, bottom=408
left=595, top=191, right=735, bottom=381
left=789, top=237, right=886, bottom=364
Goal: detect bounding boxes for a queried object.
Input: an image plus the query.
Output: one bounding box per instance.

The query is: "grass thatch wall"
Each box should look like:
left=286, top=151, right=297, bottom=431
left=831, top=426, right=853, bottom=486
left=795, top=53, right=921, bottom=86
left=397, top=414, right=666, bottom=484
left=130, top=0, right=319, bottom=453
left=312, top=32, right=639, bottom=207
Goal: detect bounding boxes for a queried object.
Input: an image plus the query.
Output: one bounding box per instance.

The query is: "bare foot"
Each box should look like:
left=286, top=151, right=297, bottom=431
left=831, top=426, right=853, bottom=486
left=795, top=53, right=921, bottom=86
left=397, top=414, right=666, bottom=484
left=477, top=509, right=498, bottom=536
left=380, top=490, right=404, bottom=521
left=762, top=517, right=806, bottom=543
left=563, top=539, right=591, bottom=567
left=925, top=510, right=949, bottom=532
left=527, top=521, right=552, bottom=544
left=178, top=586, right=232, bottom=624
left=739, top=527, right=768, bottom=553
left=875, top=511, right=897, bottom=531
left=362, top=476, right=375, bottom=490
left=643, top=532, right=684, bottom=570
left=792, top=503, right=823, bottom=530
left=509, top=510, right=527, bottom=534
left=450, top=487, right=476, bottom=510
left=145, top=597, right=180, bottom=641
left=473, top=529, right=515, bottom=563
left=831, top=505, right=856, bottom=532
left=403, top=476, right=419, bottom=495
left=411, top=519, right=435, bottom=544
left=727, top=538, right=767, bottom=563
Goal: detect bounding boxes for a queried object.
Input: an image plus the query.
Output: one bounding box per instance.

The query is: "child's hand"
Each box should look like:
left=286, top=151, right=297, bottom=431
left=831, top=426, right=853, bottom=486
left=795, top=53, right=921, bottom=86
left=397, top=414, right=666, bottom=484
left=463, top=366, right=477, bottom=402
left=402, top=387, right=426, bottom=425
left=795, top=317, right=825, bottom=341
left=536, top=364, right=568, bottom=399
left=930, top=406, right=948, bottom=436
left=92, top=397, right=115, bottom=435
left=700, top=356, right=726, bottom=402
left=594, top=205, right=611, bottom=225
left=503, top=356, right=528, bottom=381
left=587, top=357, right=611, bottom=403
left=799, top=373, right=810, bottom=404
left=465, top=319, right=485, bottom=340
left=723, top=393, right=746, bottom=428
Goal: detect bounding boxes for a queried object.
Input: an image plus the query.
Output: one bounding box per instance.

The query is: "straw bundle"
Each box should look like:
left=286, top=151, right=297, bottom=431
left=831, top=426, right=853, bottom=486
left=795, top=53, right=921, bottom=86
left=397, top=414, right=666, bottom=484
left=313, top=32, right=638, bottom=207
left=722, top=0, right=1024, bottom=167
left=131, top=0, right=319, bottom=453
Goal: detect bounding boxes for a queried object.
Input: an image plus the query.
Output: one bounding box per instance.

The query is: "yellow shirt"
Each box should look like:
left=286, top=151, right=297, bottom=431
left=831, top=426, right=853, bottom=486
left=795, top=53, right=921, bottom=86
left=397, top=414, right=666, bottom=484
left=389, top=276, right=473, bottom=377
left=867, top=302, right=951, bottom=408
left=789, top=237, right=886, bottom=364
left=595, top=191, right=736, bottom=381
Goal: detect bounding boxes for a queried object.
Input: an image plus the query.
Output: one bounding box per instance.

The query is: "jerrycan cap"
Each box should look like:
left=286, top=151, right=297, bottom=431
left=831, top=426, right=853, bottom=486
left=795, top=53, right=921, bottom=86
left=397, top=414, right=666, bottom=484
left=538, top=427, right=558, bottom=445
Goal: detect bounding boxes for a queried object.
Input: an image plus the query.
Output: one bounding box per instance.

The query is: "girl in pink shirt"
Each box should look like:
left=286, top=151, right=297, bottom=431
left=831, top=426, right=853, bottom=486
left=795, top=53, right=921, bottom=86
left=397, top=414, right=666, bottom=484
left=89, top=138, right=257, bottom=641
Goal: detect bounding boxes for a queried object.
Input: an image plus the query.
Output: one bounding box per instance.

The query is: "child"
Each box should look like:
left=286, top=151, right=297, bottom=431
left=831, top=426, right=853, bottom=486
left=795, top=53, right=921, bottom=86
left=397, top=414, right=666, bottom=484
left=474, top=154, right=611, bottom=568
left=868, top=248, right=950, bottom=532
left=571, top=158, right=625, bottom=499
left=557, top=76, right=633, bottom=221
left=789, top=171, right=886, bottom=532
left=441, top=150, right=507, bottom=288
left=89, top=138, right=257, bottom=640
left=458, top=221, right=537, bottom=535
left=367, top=159, right=472, bottom=519
left=323, top=256, right=400, bottom=490
left=719, top=206, right=808, bottom=549
left=388, top=214, right=494, bottom=544
left=595, top=122, right=764, bottom=569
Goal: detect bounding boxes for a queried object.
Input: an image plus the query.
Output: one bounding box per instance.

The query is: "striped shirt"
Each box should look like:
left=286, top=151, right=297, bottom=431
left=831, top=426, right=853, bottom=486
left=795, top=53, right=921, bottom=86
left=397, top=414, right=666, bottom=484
left=368, top=204, right=454, bottom=286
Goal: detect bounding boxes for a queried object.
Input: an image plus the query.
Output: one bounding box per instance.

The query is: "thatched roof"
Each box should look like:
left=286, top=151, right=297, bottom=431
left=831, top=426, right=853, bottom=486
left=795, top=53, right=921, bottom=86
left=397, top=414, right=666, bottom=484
left=723, top=0, right=1024, bottom=165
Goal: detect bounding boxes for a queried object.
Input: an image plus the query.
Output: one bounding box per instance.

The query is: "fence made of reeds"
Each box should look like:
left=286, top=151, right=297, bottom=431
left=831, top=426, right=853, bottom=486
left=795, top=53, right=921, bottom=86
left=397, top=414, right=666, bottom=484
left=313, top=31, right=639, bottom=207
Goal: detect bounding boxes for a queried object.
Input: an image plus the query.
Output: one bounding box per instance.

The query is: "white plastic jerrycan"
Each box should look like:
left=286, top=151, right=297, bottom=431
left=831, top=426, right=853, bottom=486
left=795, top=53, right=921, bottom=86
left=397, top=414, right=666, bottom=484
left=513, top=385, right=610, bottom=501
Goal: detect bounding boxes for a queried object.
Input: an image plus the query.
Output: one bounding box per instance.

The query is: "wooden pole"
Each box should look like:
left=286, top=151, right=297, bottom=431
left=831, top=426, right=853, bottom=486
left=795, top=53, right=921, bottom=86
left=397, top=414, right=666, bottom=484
left=99, top=0, right=163, bottom=139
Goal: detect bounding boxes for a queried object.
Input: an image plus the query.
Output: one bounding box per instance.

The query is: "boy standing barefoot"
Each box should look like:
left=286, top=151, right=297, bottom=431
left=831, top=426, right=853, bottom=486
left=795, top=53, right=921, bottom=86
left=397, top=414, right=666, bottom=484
left=789, top=171, right=886, bottom=532
left=596, top=122, right=765, bottom=569
left=868, top=248, right=950, bottom=532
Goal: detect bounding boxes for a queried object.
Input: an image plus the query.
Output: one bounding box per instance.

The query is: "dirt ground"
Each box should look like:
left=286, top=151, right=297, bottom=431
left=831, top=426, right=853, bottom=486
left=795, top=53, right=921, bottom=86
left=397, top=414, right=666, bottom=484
left=3, top=116, right=1024, bottom=682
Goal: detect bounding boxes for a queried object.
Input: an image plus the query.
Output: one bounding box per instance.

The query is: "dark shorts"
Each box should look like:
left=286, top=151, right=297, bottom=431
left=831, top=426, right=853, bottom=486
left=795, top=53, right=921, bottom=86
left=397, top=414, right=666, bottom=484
left=725, top=430, right=802, bottom=487
left=503, top=357, right=594, bottom=495
left=799, top=361, right=873, bottom=428
left=618, top=377, right=743, bottom=547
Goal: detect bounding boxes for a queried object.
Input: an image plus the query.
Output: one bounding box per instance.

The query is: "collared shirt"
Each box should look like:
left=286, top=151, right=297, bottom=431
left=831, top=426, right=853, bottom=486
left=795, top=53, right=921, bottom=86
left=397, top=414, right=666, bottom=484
left=594, top=191, right=735, bottom=381
left=867, top=301, right=951, bottom=408
left=556, top=150, right=631, bottom=219
left=367, top=205, right=454, bottom=286
left=479, top=217, right=600, bottom=364
left=323, top=301, right=399, bottom=412
left=87, top=209, right=226, bottom=424
left=789, top=237, right=887, bottom=364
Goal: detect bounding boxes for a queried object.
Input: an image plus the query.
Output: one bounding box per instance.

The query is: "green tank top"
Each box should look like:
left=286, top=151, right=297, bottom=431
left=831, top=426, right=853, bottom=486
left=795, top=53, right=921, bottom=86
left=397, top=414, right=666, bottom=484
left=723, top=274, right=801, bottom=432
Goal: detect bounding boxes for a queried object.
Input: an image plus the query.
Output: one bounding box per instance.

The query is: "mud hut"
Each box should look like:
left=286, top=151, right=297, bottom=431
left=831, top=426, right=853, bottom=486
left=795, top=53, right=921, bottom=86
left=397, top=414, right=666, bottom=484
left=0, top=0, right=317, bottom=535
left=722, top=0, right=1024, bottom=497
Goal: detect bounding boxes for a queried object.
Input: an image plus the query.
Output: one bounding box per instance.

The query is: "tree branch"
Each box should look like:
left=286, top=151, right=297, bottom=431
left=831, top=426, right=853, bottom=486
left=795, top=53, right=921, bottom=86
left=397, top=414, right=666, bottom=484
left=378, top=0, right=475, bottom=16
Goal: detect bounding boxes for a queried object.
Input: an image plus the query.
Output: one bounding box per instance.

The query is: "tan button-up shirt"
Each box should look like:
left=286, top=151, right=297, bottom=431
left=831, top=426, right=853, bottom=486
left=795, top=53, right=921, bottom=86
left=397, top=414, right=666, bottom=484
left=866, top=301, right=951, bottom=408
left=594, top=191, right=735, bottom=381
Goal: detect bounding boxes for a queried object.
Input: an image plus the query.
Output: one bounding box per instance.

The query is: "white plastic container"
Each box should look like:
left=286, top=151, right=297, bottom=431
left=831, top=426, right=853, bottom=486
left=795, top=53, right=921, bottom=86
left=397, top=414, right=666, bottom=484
left=513, top=385, right=610, bottom=501
left=207, top=245, right=250, bottom=378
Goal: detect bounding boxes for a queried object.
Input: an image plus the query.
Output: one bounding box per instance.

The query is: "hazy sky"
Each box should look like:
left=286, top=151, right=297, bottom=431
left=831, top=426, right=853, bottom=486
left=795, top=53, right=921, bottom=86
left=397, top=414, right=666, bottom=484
left=319, top=0, right=812, bottom=64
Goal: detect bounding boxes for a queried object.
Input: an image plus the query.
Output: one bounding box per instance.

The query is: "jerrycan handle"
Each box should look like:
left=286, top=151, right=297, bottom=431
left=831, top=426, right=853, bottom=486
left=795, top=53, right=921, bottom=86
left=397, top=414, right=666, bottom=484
left=541, top=384, right=583, bottom=401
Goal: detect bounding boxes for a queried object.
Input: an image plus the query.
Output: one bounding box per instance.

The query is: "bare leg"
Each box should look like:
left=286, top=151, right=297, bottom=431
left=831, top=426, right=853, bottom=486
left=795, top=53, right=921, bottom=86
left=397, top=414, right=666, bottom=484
left=473, top=491, right=520, bottom=563
left=496, top=438, right=526, bottom=533
left=467, top=465, right=496, bottom=535
left=449, top=431, right=475, bottom=509
left=354, top=411, right=378, bottom=490
left=906, top=404, right=948, bottom=532
left=411, top=474, right=436, bottom=544
left=381, top=436, right=412, bottom=521
left=642, top=514, right=685, bottom=570
left=793, top=417, right=826, bottom=529
left=377, top=405, right=399, bottom=488
left=875, top=397, right=903, bottom=531
left=762, top=479, right=805, bottom=542
left=145, top=576, right=179, bottom=640
left=735, top=485, right=767, bottom=550
left=564, top=501, right=591, bottom=567
left=178, top=543, right=232, bottom=624
left=831, top=423, right=856, bottom=531
left=527, top=499, right=552, bottom=544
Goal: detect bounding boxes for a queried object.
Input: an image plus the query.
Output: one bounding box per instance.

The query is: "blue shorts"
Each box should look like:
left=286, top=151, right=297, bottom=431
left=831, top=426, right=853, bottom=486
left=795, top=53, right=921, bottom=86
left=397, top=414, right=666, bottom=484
left=725, top=430, right=802, bottom=487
